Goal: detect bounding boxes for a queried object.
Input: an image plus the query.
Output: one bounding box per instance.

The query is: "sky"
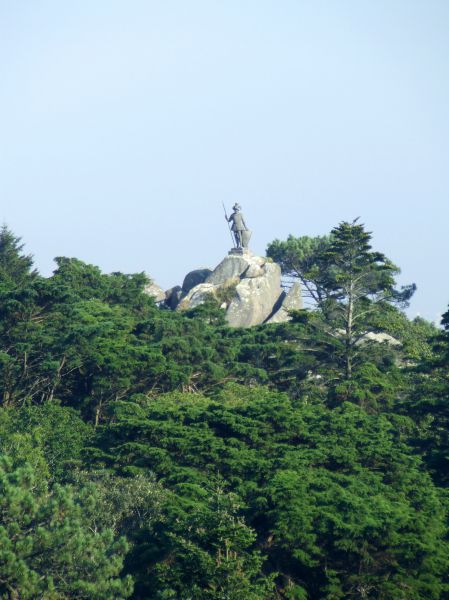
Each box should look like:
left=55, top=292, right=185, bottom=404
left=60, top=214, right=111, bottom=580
left=1, top=1, right=448, bottom=322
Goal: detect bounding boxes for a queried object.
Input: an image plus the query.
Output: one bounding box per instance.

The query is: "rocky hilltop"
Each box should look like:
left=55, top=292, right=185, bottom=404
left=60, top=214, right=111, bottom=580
left=147, top=249, right=302, bottom=328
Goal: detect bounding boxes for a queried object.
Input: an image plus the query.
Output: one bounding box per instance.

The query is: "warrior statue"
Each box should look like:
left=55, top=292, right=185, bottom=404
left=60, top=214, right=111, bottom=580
left=225, top=203, right=252, bottom=248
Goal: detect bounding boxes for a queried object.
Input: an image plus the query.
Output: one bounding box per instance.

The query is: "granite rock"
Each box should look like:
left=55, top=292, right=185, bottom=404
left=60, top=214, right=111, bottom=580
left=206, top=255, right=252, bottom=285
left=177, top=283, right=217, bottom=311
left=175, top=252, right=296, bottom=328
left=165, top=285, right=183, bottom=309
left=182, top=268, right=213, bottom=294
left=144, top=281, right=166, bottom=303
left=359, top=332, right=401, bottom=346
left=226, top=262, right=283, bottom=327
left=267, top=282, right=303, bottom=323
left=245, top=263, right=265, bottom=278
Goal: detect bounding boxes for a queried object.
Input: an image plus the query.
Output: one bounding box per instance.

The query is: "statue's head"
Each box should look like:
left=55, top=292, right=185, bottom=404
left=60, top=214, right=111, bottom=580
left=232, top=203, right=241, bottom=212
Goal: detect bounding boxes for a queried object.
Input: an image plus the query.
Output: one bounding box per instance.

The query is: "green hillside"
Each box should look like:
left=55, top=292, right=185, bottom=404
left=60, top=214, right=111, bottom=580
left=0, top=222, right=448, bottom=599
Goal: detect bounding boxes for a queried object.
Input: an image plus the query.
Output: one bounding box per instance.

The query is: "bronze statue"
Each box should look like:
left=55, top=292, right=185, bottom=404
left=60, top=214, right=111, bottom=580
left=225, top=203, right=251, bottom=248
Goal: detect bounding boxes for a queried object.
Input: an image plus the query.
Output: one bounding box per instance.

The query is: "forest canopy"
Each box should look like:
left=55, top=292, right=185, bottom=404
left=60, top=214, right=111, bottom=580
left=0, top=222, right=448, bottom=600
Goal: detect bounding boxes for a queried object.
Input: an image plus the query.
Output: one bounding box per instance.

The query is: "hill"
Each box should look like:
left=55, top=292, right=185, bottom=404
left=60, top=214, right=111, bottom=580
left=0, top=222, right=448, bottom=599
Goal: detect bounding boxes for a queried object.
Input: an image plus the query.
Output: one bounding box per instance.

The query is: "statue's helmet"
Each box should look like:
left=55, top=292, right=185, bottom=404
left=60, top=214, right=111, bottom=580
left=232, top=203, right=241, bottom=211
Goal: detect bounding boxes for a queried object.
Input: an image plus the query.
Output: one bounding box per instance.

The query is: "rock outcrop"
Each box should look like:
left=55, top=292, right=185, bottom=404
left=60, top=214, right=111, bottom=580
left=170, top=249, right=302, bottom=327
left=266, top=282, right=303, bottom=323
left=225, top=262, right=283, bottom=327
left=165, top=285, right=183, bottom=310
left=358, top=332, right=402, bottom=346
left=206, top=254, right=261, bottom=285
left=144, top=281, right=166, bottom=303
left=177, top=283, right=218, bottom=311
left=182, top=268, right=213, bottom=294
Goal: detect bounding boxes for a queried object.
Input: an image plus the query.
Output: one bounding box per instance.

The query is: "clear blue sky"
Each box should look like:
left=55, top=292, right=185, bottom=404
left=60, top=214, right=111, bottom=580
left=1, top=1, right=448, bottom=322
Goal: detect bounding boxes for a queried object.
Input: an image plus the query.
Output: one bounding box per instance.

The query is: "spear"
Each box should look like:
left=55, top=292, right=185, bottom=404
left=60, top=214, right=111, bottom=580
left=222, top=202, right=235, bottom=247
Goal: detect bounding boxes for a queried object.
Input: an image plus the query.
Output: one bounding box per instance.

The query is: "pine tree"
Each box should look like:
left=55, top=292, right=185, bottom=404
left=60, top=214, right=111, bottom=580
left=0, top=225, right=36, bottom=284
left=0, top=453, right=133, bottom=599
left=268, top=221, right=416, bottom=386
left=0, top=227, right=41, bottom=406
left=320, top=220, right=415, bottom=379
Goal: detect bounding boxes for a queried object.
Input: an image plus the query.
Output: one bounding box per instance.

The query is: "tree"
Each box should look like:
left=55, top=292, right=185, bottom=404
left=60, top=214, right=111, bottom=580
left=0, top=225, right=37, bottom=285
left=89, top=386, right=449, bottom=599
left=402, top=305, right=449, bottom=486
left=0, top=227, right=41, bottom=406
left=320, top=221, right=414, bottom=377
left=0, top=453, right=133, bottom=599
left=268, top=222, right=415, bottom=385
left=266, top=234, right=331, bottom=305
left=264, top=401, right=448, bottom=599
left=0, top=402, right=93, bottom=480
left=49, top=257, right=154, bottom=314
left=152, top=481, right=275, bottom=599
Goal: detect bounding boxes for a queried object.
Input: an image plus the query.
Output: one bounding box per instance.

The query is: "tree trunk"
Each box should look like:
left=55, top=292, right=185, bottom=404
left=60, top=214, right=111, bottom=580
left=345, top=280, right=354, bottom=381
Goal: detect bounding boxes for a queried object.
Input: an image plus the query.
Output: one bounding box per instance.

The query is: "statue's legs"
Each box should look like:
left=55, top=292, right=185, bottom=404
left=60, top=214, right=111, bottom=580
left=234, top=231, right=242, bottom=247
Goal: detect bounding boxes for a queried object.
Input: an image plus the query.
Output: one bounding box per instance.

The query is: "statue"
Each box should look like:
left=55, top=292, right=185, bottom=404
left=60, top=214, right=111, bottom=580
left=225, top=203, right=251, bottom=248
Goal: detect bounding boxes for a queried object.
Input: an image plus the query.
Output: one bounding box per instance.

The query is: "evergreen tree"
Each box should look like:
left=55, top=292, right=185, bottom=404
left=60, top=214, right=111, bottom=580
left=0, top=453, right=133, bottom=599
left=152, top=481, right=275, bottom=599
left=268, top=222, right=416, bottom=406
left=0, top=226, right=446, bottom=599
left=404, top=305, right=449, bottom=485
left=320, top=220, right=414, bottom=378
left=266, top=234, right=332, bottom=304
left=0, top=225, right=37, bottom=284
left=89, top=387, right=449, bottom=599
left=0, top=227, right=41, bottom=406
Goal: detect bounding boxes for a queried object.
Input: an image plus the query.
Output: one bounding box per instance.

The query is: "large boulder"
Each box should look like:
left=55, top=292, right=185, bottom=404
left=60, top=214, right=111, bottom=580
left=144, top=281, right=166, bottom=303
left=226, top=262, right=283, bottom=327
left=206, top=255, right=251, bottom=285
left=245, top=263, right=265, bottom=278
left=334, top=329, right=401, bottom=347
left=165, top=285, right=183, bottom=309
left=182, top=268, right=213, bottom=294
left=266, top=282, right=303, bottom=323
left=175, top=251, right=299, bottom=328
left=358, top=332, right=401, bottom=346
left=177, top=283, right=217, bottom=311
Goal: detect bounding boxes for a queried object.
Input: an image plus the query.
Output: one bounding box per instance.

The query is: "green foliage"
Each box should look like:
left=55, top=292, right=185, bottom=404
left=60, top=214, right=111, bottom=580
left=215, top=280, right=239, bottom=306
left=369, top=305, right=438, bottom=362
left=0, top=225, right=37, bottom=284
left=49, top=257, right=153, bottom=312
left=89, top=387, right=449, bottom=599
left=0, top=227, right=42, bottom=407
left=0, top=225, right=447, bottom=599
left=401, top=305, right=449, bottom=486
left=0, top=453, right=132, bottom=599
left=322, top=221, right=414, bottom=313
left=0, top=403, right=92, bottom=479
left=152, top=481, right=275, bottom=599
left=267, top=233, right=332, bottom=304
left=268, top=221, right=415, bottom=393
